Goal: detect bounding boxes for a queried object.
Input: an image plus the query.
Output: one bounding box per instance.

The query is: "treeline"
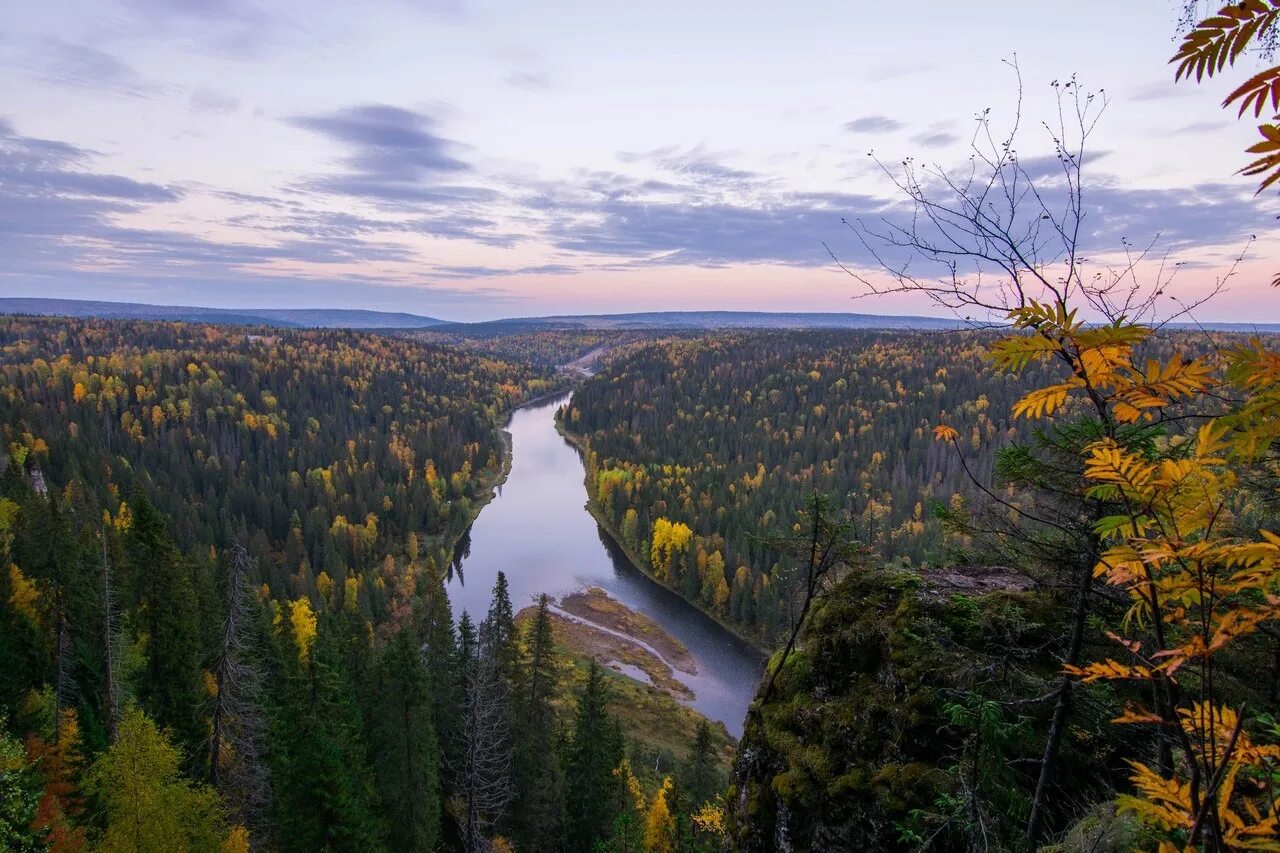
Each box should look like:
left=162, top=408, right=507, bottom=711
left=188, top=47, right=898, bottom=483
left=409, top=328, right=623, bottom=369
left=562, top=329, right=1219, bottom=644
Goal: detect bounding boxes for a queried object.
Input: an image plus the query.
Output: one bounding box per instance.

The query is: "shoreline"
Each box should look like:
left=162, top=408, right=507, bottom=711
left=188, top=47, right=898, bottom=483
left=554, top=416, right=771, bottom=660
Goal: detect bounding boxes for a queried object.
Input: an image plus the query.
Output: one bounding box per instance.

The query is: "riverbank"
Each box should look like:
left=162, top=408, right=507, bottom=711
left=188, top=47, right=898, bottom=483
left=516, top=604, right=736, bottom=774
left=554, top=417, right=772, bottom=659
left=560, top=586, right=697, bottom=675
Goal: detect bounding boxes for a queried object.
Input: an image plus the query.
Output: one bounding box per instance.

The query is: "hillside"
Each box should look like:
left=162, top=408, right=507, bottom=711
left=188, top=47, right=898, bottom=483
left=0, top=298, right=446, bottom=329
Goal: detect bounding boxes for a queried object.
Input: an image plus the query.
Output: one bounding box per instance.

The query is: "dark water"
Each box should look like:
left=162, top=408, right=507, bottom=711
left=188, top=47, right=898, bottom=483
left=447, top=392, right=765, bottom=737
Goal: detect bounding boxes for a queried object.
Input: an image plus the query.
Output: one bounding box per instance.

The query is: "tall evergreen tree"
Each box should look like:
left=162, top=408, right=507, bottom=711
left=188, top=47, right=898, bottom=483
left=511, top=594, right=565, bottom=849
left=125, top=494, right=206, bottom=762
left=271, top=613, right=385, bottom=852
left=680, top=720, right=720, bottom=810
left=565, top=661, right=624, bottom=853
left=372, top=625, right=441, bottom=852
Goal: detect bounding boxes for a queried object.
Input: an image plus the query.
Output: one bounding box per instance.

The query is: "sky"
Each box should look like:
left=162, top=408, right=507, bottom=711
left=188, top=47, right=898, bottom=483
left=0, top=0, right=1277, bottom=322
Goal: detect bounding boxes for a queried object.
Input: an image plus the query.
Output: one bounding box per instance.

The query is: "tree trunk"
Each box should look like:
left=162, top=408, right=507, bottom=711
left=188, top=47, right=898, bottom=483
left=1025, top=559, right=1092, bottom=846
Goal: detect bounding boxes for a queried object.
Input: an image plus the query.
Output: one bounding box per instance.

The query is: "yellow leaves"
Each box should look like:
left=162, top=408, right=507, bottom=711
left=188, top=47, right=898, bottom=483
left=111, top=502, right=133, bottom=533
left=1084, top=440, right=1156, bottom=492
left=932, top=425, right=958, bottom=442
left=613, top=758, right=647, bottom=814
left=288, top=597, right=317, bottom=664
left=1062, top=659, right=1155, bottom=683
left=650, top=517, right=693, bottom=582
left=1112, top=355, right=1215, bottom=423
left=1112, top=705, right=1163, bottom=725
left=222, top=826, right=250, bottom=853
left=1119, top=761, right=1194, bottom=832
left=1012, top=381, right=1080, bottom=420
left=691, top=799, right=726, bottom=836
left=644, top=776, right=677, bottom=853
left=1007, top=299, right=1081, bottom=335
left=987, top=332, right=1060, bottom=372
left=8, top=564, right=39, bottom=624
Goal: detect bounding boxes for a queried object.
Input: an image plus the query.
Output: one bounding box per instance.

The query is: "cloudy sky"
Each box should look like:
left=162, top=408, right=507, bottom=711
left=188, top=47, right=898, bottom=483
left=0, top=0, right=1276, bottom=321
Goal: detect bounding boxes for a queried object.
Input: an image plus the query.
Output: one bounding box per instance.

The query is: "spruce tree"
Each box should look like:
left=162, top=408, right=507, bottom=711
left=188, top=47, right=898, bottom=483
left=372, top=626, right=441, bottom=852
left=565, top=661, right=624, bottom=853
left=511, top=594, right=565, bottom=849
left=125, top=494, right=206, bottom=762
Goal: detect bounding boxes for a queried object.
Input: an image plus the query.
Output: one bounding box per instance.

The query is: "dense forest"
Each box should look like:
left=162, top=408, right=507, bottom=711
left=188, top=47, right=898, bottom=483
left=0, top=316, right=727, bottom=852
left=560, top=330, right=1057, bottom=642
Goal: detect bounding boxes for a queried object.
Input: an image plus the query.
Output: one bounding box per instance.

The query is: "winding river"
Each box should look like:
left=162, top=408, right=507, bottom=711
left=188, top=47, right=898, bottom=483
left=446, top=392, right=765, bottom=737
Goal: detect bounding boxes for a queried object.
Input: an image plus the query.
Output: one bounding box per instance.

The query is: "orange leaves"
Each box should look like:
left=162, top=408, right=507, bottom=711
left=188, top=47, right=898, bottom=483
left=1112, top=355, right=1215, bottom=423
left=1225, top=64, right=1280, bottom=117
left=1243, top=121, right=1280, bottom=193
left=984, top=295, right=1280, bottom=849
left=1112, top=706, right=1163, bottom=725
left=1062, top=659, right=1154, bottom=683
left=1119, top=761, right=1195, bottom=832
left=1171, top=0, right=1280, bottom=83
left=1174, top=1, right=1280, bottom=193
left=932, top=424, right=959, bottom=442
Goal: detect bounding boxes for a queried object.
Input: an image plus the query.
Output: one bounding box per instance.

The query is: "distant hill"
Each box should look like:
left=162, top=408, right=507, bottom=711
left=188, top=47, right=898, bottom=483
left=433, top=310, right=971, bottom=332
left=0, top=298, right=445, bottom=329
left=2, top=299, right=1275, bottom=334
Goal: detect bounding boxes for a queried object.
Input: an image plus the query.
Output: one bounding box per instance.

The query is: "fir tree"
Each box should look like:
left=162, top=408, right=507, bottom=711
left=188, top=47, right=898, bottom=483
left=372, top=625, right=441, bottom=852
left=565, top=661, right=624, bottom=853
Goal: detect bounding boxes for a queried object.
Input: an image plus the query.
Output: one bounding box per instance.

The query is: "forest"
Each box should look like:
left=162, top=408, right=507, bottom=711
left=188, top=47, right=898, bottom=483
left=0, top=316, right=726, bottom=852
left=3, top=3, right=1280, bottom=852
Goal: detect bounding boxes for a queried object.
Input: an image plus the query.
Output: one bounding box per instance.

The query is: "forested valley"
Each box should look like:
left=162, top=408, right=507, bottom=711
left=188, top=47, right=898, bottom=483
left=3, top=4, right=1280, bottom=852
left=0, top=317, right=726, bottom=852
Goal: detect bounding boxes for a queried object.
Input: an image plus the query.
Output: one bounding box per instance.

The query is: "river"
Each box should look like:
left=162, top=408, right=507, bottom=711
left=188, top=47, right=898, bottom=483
left=446, top=391, right=765, bottom=737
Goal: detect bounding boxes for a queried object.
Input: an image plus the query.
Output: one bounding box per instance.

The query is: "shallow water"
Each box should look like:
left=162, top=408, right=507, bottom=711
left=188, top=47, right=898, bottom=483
left=446, top=392, right=765, bottom=737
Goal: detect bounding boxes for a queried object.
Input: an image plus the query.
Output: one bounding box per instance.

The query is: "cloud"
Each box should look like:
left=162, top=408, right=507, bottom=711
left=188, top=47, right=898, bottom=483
left=0, top=121, right=180, bottom=202
left=1170, top=120, right=1230, bottom=135
left=911, top=131, right=960, bottom=149
left=8, top=38, right=160, bottom=99
left=189, top=88, right=241, bottom=114
left=843, top=115, right=902, bottom=134
left=119, top=0, right=280, bottom=58
left=289, top=105, right=497, bottom=206
left=1130, top=80, right=1196, bottom=102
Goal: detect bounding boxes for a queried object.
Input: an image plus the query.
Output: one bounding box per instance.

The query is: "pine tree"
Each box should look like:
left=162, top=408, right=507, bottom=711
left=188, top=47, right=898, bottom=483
left=566, top=661, right=624, bottom=853
left=271, top=613, right=385, bottom=851
left=124, top=494, right=206, bottom=763
left=680, top=720, right=720, bottom=809
left=209, top=545, right=271, bottom=838
left=511, top=594, right=566, bottom=849
left=372, top=625, right=441, bottom=852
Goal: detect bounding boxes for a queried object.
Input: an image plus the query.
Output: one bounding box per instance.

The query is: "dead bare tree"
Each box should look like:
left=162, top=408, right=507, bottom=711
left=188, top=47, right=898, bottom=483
left=752, top=492, right=869, bottom=714
left=452, top=616, right=515, bottom=852
left=208, top=544, right=272, bottom=839
left=100, top=532, right=119, bottom=744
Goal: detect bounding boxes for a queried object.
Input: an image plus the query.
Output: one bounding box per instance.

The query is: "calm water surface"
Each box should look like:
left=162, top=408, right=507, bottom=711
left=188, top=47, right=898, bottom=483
left=447, top=392, right=764, bottom=737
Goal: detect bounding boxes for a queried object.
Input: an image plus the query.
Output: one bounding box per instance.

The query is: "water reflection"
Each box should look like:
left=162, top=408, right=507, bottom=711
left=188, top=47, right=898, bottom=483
left=446, top=392, right=764, bottom=736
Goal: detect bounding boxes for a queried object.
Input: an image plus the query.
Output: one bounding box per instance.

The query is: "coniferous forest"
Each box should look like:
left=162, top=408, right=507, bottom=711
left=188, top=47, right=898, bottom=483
left=4, top=4, right=1280, bottom=853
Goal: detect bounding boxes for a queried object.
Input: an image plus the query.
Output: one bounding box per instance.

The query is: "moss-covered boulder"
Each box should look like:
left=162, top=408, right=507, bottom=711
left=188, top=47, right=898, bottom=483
left=725, top=566, right=1116, bottom=851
